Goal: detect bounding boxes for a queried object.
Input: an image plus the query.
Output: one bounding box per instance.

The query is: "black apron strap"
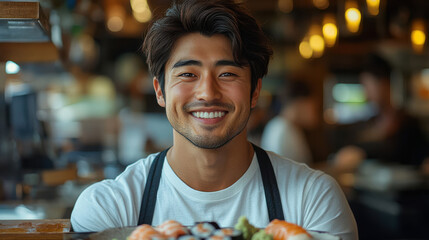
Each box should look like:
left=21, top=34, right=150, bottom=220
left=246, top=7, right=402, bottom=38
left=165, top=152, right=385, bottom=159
left=252, top=143, right=285, bottom=221
left=137, top=145, right=284, bottom=225
left=137, top=148, right=169, bottom=225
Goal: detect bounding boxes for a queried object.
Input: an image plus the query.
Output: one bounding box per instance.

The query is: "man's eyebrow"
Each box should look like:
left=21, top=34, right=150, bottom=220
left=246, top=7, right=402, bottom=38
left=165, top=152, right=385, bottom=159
left=215, top=60, right=243, bottom=68
left=172, top=60, right=202, bottom=68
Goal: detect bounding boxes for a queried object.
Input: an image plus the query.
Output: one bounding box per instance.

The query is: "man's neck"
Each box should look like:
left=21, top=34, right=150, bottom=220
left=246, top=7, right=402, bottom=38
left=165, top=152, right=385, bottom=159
left=166, top=132, right=254, bottom=192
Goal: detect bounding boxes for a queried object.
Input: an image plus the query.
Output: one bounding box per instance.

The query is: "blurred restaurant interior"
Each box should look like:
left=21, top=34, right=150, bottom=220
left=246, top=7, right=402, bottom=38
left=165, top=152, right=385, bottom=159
left=1, top=0, right=429, bottom=239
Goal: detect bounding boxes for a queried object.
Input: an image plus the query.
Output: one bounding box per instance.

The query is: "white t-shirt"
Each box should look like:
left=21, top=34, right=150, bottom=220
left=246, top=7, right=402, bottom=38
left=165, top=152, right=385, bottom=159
left=71, top=151, right=358, bottom=240
left=261, top=116, right=312, bottom=164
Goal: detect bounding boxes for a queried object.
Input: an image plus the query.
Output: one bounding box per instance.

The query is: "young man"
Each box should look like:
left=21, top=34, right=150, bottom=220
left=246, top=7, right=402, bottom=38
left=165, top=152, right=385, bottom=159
left=71, top=1, right=358, bottom=239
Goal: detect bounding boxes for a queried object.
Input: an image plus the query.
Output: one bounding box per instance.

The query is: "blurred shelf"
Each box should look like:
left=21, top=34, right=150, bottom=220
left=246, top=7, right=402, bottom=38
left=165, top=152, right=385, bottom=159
left=0, top=42, right=59, bottom=62
left=0, top=1, right=50, bottom=42
left=0, top=1, right=59, bottom=63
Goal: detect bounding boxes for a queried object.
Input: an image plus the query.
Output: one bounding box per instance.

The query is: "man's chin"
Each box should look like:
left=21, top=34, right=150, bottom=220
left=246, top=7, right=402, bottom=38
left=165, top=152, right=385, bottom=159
left=172, top=121, right=248, bottom=150
left=191, top=141, right=229, bottom=149
left=187, top=136, right=232, bottom=149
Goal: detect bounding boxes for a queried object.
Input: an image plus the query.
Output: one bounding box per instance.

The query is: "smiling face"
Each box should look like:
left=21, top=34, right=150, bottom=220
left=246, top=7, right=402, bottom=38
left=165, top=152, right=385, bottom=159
left=153, top=33, right=260, bottom=149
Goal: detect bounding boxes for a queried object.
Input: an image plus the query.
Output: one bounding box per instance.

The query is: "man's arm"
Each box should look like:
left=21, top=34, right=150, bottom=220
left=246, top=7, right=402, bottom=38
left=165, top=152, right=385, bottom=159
left=71, top=182, right=123, bottom=232
left=303, top=173, right=358, bottom=240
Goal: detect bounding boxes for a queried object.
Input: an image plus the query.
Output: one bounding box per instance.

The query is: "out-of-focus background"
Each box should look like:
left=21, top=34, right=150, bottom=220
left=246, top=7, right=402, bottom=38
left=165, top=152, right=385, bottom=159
left=0, top=0, right=429, bottom=239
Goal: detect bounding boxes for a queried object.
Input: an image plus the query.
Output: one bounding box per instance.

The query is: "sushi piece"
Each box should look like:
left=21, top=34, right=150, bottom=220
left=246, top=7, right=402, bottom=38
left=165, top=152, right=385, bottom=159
left=195, top=221, right=220, bottom=229
left=208, top=235, right=232, bottom=240
left=190, top=222, right=216, bottom=238
left=213, top=228, right=243, bottom=240
left=128, top=224, right=167, bottom=240
left=265, top=220, right=312, bottom=240
left=157, top=220, right=189, bottom=238
left=178, top=235, right=202, bottom=240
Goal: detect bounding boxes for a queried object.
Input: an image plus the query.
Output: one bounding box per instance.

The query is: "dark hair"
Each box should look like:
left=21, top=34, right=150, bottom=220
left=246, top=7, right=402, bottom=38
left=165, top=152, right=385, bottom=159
left=361, top=53, right=392, bottom=81
left=142, top=0, right=272, bottom=96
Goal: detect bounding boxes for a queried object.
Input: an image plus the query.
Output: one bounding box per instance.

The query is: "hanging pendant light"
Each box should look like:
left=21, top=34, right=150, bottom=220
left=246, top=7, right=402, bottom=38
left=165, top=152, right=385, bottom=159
left=411, top=19, right=426, bottom=53
left=345, top=0, right=361, bottom=33
left=323, top=14, right=338, bottom=47
left=299, top=37, right=313, bottom=59
left=366, top=0, right=380, bottom=16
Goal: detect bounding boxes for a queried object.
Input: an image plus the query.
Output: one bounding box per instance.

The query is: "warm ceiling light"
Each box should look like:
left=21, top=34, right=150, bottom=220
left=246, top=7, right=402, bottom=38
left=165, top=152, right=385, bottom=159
left=323, top=23, right=338, bottom=47
left=323, top=14, right=338, bottom=47
left=130, top=0, right=152, bottom=22
left=345, top=2, right=361, bottom=33
left=299, top=39, right=313, bottom=59
left=309, top=35, right=325, bottom=58
left=106, top=5, right=125, bottom=32
left=313, top=0, right=329, bottom=10
left=412, top=30, right=426, bottom=45
left=133, top=8, right=152, bottom=23
left=366, top=0, right=380, bottom=16
left=130, top=0, right=149, bottom=13
left=411, top=19, right=426, bottom=53
left=307, top=24, right=325, bottom=58
left=278, top=0, right=293, bottom=13
left=107, top=16, right=124, bottom=32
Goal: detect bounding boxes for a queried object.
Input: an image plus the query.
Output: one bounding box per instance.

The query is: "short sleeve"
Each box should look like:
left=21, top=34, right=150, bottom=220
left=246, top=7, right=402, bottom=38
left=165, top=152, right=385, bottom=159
left=70, top=182, right=123, bottom=232
left=302, top=173, right=358, bottom=240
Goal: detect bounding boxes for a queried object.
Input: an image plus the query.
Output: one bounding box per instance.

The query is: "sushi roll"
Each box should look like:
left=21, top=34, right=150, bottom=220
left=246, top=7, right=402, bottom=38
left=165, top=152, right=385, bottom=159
left=128, top=224, right=167, bottom=240
left=208, top=235, right=232, bottom=240
left=178, top=235, right=202, bottom=240
left=157, top=220, right=189, bottom=238
left=213, top=228, right=243, bottom=240
left=265, top=220, right=312, bottom=240
left=190, top=222, right=216, bottom=238
left=195, top=221, right=220, bottom=229
left=152, top=236, right=171, bottom=240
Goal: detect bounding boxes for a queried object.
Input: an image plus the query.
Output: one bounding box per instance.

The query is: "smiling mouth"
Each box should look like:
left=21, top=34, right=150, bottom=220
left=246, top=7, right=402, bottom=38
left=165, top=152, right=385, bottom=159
left=191, top=111, right=226, bottom=119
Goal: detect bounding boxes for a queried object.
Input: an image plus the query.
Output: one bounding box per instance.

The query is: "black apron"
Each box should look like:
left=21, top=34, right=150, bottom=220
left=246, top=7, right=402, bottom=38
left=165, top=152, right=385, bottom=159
left=138, top=144, right=284, bottom=225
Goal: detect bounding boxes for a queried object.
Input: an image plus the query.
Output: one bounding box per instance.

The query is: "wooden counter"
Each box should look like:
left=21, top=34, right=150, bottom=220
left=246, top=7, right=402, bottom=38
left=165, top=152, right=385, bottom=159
left=0, top=219, right=92, bottom=240
left=0, top=232, right=92, bottom=240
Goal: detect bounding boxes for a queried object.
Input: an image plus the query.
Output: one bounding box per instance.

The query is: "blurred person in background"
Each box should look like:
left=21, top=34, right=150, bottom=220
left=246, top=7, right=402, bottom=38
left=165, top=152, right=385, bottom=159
left=261, top=80, right=318, bottom=165
left=332, top=53, right=429, bottom=171
left=246, top=91, right=272, bottom=146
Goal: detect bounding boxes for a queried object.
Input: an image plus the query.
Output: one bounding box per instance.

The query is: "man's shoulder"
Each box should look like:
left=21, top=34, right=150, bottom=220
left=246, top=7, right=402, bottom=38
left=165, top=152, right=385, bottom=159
left=71, top=152, right=163, bottom=231
left=267, top=150, right=312, bottom=168
left=118, top=152, right=160, bottom=178
left=265, top=150, right=344, bottom=202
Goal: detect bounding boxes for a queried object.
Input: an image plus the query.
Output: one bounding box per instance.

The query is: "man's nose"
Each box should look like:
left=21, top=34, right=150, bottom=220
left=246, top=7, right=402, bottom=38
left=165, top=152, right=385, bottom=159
left=195, top=73, right=222, bottom=101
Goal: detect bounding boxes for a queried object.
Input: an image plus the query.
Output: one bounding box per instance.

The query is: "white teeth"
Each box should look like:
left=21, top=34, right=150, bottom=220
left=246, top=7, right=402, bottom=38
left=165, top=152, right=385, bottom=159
left=192, top=111, right=226, bottom=119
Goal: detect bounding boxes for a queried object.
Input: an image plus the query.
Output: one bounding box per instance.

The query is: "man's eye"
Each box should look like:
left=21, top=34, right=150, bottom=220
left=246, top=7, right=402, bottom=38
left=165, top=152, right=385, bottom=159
left=179, top=73, right=196, bottom=77
left=220, top=72, right=237, bottom=77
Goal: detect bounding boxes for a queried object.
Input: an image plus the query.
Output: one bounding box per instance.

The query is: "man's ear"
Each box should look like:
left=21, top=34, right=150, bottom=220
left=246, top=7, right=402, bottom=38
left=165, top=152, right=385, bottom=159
left=251, top=78, right=262, bottom=108
left=153, top=77, right=165, bottom=107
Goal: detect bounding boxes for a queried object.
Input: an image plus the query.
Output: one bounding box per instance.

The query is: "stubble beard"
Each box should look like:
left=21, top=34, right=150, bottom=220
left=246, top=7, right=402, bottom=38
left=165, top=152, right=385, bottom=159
left=167, top=104, right=251, bottom=149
